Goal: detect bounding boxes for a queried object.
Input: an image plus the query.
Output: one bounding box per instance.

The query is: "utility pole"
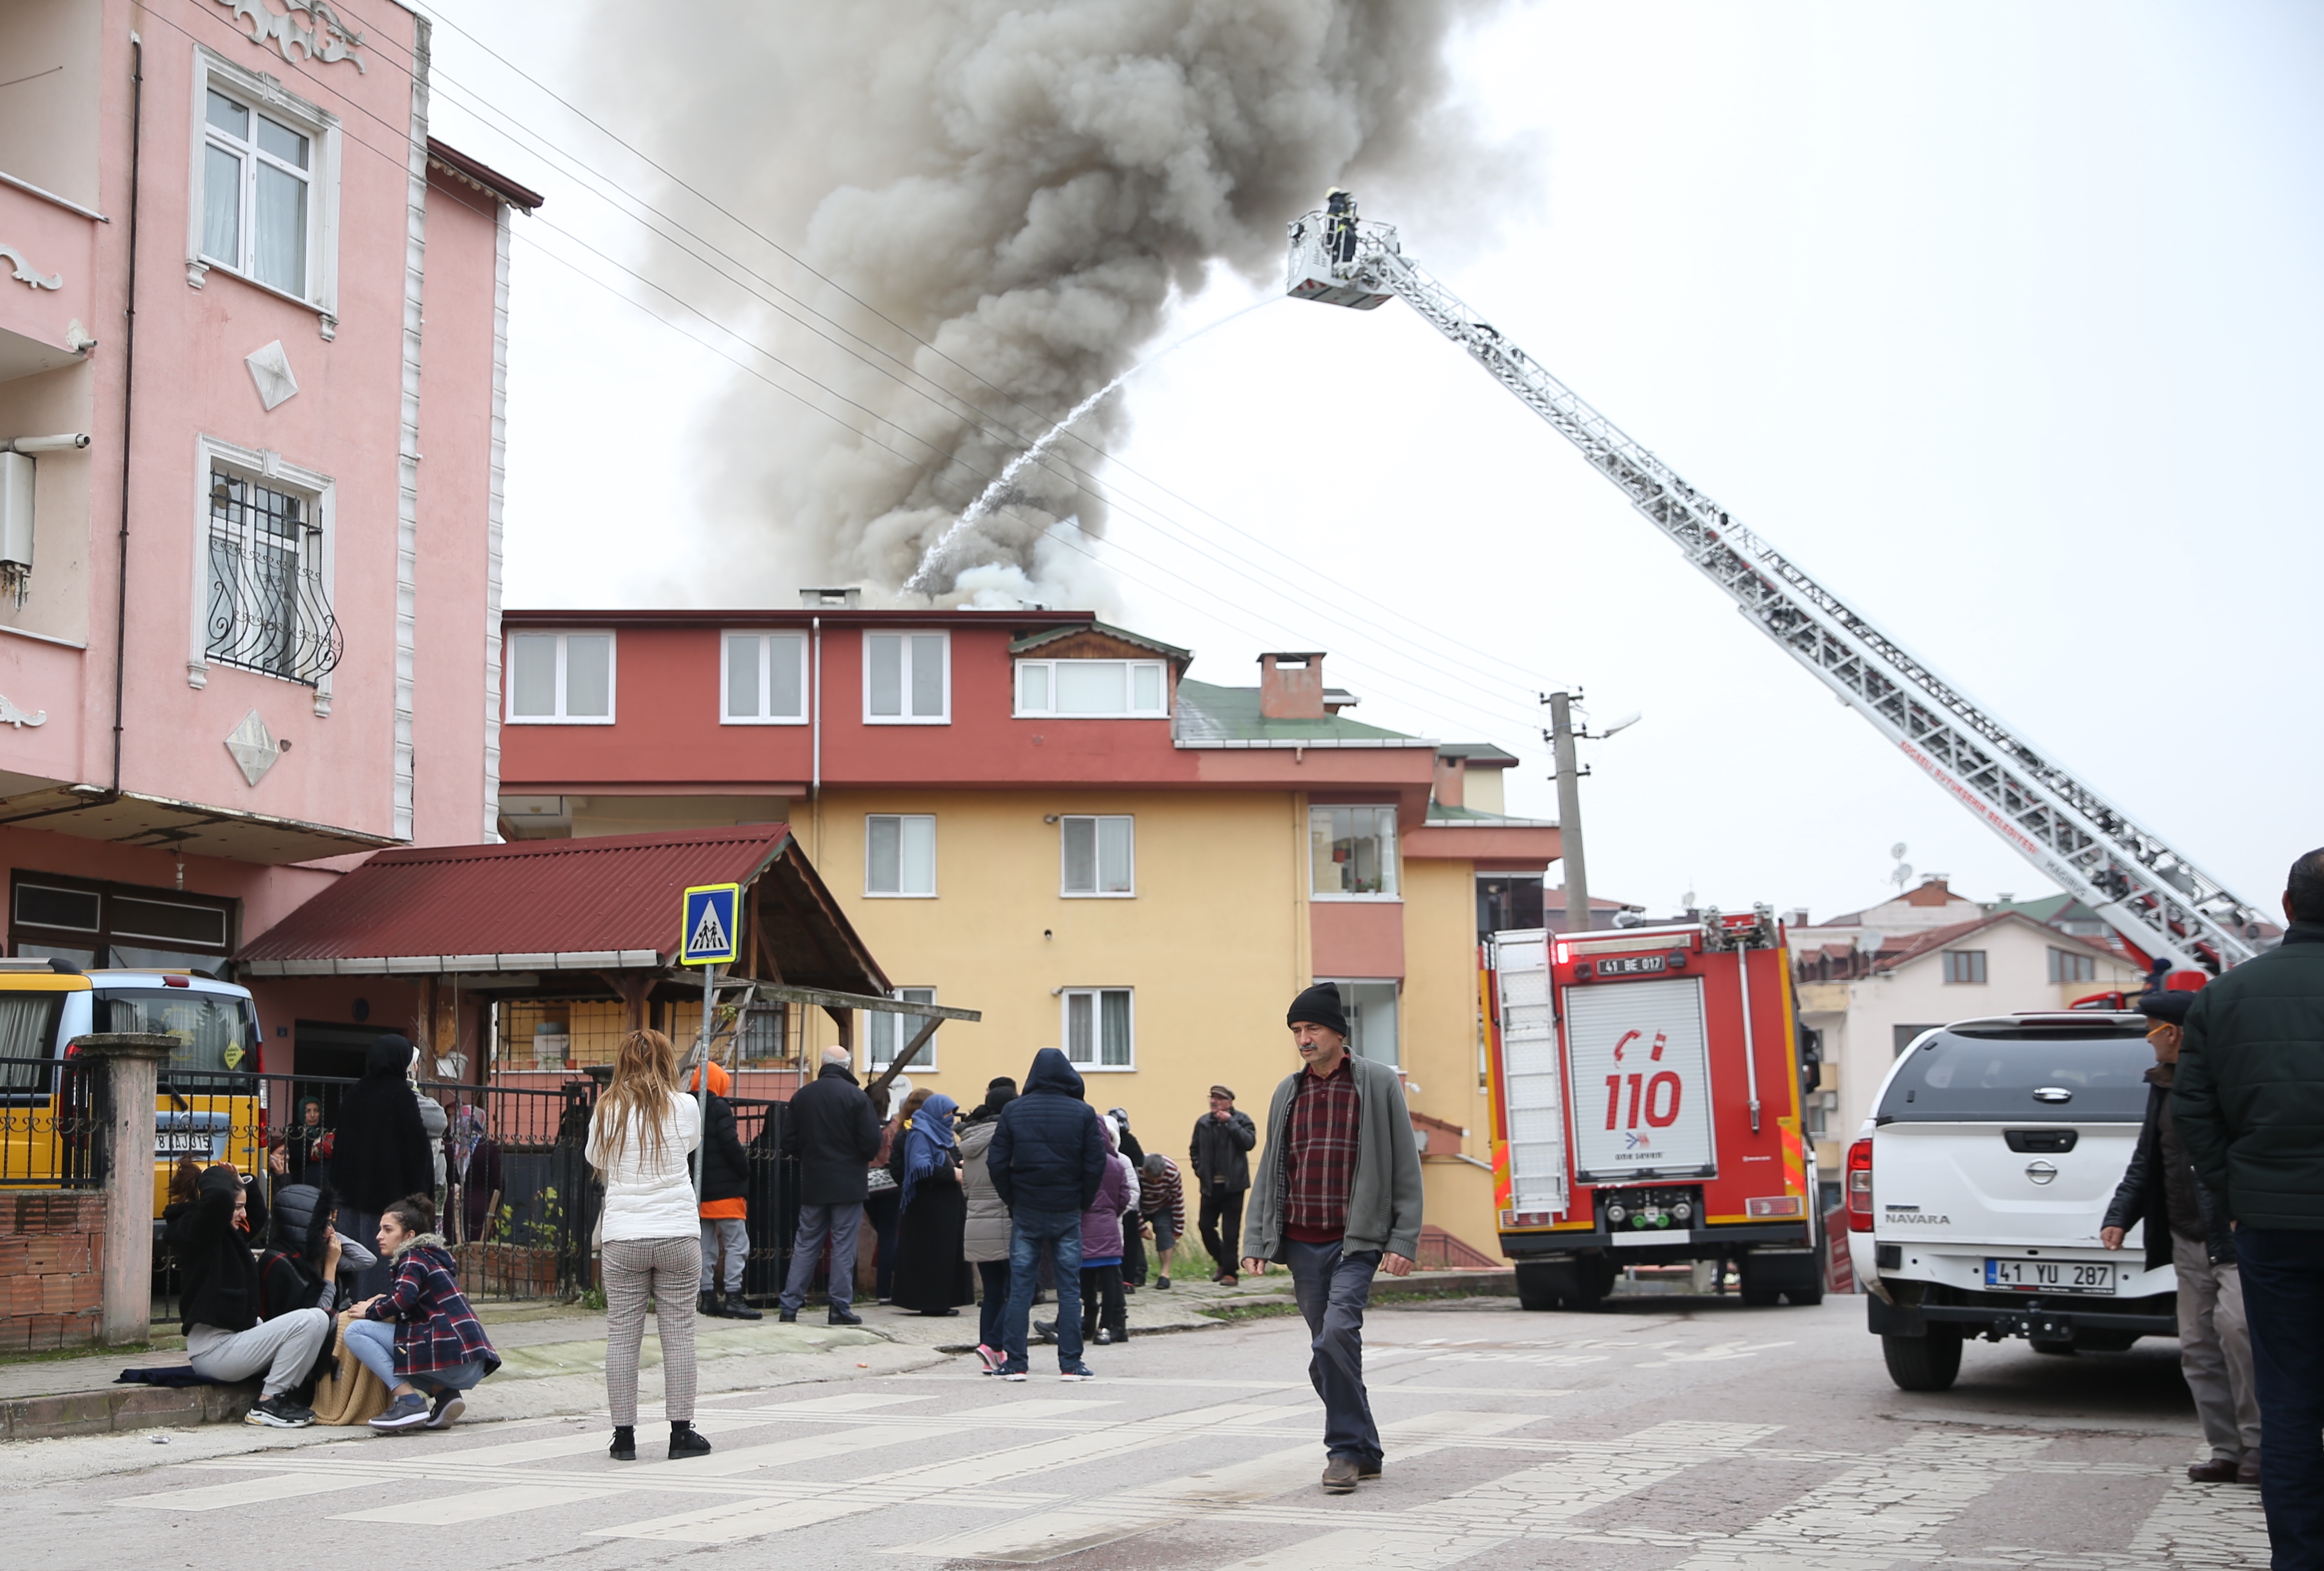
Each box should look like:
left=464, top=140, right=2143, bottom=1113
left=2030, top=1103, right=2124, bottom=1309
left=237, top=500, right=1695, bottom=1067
left=1545, top=690, right=1590, bottom=938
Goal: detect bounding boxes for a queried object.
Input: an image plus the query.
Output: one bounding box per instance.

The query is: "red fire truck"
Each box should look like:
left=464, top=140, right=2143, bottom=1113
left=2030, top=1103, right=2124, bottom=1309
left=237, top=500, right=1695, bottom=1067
left=1484, top=906, right=1826, bottom=1310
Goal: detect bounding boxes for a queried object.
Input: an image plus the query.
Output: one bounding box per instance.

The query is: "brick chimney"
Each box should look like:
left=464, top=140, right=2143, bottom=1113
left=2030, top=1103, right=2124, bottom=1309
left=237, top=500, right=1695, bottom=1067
left=1258, top=652, right=1327, bottom=720
left=1432, top=751, right=1466, bottom=809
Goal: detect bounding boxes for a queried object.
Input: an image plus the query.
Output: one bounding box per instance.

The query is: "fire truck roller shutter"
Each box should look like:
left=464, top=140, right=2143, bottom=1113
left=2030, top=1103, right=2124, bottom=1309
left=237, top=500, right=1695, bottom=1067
left=1565, top=976, right=1717, bottom=1182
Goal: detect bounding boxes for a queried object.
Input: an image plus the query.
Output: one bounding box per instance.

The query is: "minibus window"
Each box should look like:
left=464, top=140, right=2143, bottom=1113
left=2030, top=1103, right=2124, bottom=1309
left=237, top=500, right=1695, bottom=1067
left=0, top=995, right=59, bottom=1094
left=98, top=991, right=258, bottom=1075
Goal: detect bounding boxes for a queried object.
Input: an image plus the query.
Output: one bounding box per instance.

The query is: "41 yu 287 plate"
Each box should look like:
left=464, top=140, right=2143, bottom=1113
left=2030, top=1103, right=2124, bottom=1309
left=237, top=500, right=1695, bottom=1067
left=1985, top=1257, right=2114, bottom=1294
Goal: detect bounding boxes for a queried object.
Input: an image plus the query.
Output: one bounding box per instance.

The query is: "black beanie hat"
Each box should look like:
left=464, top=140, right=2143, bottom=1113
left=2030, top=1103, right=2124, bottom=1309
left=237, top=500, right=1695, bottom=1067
left=1287, top=981, right=1349, bottom=1038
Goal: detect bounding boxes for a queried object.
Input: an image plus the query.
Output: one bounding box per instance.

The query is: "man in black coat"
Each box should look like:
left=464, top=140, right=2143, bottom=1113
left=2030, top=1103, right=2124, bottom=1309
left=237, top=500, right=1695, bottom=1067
left=2179, top=846, right=2324, bottom=1560
left=776, top=1047, right=881, bottom=1326
left=2103, top=990, right=2257, bottom=1482
left=1190, top=1084, right=1257, bottom=1285
left=989, top=1048, right=1107, bottom=1380
left=168, top=1164, right=331, bottom=1429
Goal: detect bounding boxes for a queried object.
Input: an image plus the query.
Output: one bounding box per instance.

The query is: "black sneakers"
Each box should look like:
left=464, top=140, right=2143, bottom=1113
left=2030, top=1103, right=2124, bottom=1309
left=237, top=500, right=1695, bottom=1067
left=668, top=1422, right=713, bottom=1460
left=243, top=1395, right=313, bottom=1429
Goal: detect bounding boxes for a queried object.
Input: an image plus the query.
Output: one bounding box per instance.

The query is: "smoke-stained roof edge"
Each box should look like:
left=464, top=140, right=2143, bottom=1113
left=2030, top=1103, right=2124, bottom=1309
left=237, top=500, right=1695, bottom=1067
left=425, top=139, right=545, bottom=212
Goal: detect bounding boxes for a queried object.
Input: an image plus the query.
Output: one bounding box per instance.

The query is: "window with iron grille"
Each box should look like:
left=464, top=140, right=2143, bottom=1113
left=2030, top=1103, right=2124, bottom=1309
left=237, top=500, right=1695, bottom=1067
left=205, top=469, right=339, bottom=684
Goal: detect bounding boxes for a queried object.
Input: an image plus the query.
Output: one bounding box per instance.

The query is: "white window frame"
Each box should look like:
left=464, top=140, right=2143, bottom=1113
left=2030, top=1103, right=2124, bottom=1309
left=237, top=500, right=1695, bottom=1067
left=1059, top=815, right=1135, bottom=898
left=184, top=434, right=336, bottom=715
left=503, top=630, right=617, bottom=725
left=863, top=814, right=937, bottom=898
left=1014, top=659, right=1169, bottom=718
left=1308, top=804, right=1402, bottom=901
left=865, top=987, right=939, bottom=1071
left=185, top=46, right=341, bottom=331
left=862, top=630, right=950, bottom=724
left=1320, top=977, right=1402, bottom=1068
left=1060, top=986, right=1135, bottom=1071
left=720, top=630, right=810, bottom=725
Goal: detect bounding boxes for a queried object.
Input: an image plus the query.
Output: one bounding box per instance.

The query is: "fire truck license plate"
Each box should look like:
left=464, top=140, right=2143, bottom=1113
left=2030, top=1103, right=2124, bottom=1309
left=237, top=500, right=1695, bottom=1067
left=1985, top=1258, right=2114, bottom=1294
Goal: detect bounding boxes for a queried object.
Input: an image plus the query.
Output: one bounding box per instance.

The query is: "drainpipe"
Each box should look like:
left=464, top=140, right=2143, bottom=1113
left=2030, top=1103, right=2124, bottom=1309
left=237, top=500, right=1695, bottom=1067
left=809, top=615, right=822, bottom=859
left=0, top=35, right=139, bottom=830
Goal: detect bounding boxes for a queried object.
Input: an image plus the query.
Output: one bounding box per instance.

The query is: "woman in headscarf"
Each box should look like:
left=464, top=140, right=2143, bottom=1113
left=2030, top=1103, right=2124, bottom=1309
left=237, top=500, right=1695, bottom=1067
left=330, top=1036, right=436, bottom=1297
left=889, top=1091, right=973, bottom=1317
left=445, top=1104, right=502, bottom=1245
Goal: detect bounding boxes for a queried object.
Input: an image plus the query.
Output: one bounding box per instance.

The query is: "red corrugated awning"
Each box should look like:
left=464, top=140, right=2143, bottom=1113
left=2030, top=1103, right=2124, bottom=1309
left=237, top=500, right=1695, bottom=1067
left=236, top=826, right=885, bottom=994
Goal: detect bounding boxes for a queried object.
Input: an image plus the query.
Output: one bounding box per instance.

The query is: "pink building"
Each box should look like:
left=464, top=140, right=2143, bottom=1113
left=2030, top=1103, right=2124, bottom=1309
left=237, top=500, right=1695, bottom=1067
left=0, top=0, right=536, bottom=1068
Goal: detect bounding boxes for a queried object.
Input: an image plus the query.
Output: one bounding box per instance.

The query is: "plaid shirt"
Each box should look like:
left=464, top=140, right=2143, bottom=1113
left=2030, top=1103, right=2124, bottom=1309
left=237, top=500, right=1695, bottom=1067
left=1283, top=1060, right=1361, bottom=1242
left=1139, top=1155, right=1186, bottom=1234
left=365, top=1239, right=498, bottom=1377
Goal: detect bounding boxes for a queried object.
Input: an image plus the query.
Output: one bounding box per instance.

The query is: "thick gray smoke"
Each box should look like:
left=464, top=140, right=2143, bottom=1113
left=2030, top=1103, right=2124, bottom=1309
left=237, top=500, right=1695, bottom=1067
left=595, top=0, right=1520, bottom=605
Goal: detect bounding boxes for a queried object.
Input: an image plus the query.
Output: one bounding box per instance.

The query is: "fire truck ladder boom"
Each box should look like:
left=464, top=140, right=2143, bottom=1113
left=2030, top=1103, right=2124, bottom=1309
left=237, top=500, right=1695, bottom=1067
left=1286, top=207, right=2263, bottom=971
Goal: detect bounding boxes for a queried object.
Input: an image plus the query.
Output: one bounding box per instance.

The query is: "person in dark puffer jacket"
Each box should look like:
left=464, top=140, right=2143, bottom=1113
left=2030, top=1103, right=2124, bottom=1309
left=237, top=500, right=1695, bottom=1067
left=987, top=1048, right=1107, bottom=1381
left=167, top=1163, right=331, bottom=1429
left=691, top=1062, right=760, bottom=1320
left=2177, top=846, right=2324, bottom=1559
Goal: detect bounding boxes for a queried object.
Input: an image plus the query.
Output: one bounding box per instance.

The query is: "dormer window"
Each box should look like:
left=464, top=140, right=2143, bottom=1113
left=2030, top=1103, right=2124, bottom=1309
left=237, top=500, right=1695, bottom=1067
left=1015, top=659, right=1167, bottom=718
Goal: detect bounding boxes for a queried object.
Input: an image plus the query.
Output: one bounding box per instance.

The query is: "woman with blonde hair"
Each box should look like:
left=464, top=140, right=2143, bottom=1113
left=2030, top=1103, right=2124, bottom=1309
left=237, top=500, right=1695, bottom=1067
left=587, top=1029, right=709, bottom=1462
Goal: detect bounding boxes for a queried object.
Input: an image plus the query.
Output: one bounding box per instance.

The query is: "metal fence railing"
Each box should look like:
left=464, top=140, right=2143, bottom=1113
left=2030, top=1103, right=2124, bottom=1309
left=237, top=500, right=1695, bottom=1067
left=0, top=1054, right=102, bottom=1190
left=145, top=1070, right=601, bottom=1317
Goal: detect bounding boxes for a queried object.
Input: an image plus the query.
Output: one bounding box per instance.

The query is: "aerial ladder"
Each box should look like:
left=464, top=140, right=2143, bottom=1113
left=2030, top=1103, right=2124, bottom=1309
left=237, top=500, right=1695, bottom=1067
left=1287, top=197, right=2265, bottom=972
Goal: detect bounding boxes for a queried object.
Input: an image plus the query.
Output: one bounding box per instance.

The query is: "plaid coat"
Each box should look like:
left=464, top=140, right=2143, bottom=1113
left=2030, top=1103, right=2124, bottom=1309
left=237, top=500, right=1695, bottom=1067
left=364, top=1236, right=499, bottom=1378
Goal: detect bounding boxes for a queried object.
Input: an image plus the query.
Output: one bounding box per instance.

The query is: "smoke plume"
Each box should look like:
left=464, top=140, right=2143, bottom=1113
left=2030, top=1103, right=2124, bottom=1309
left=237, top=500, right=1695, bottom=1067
left=596, top=0, right=1521, bottom=605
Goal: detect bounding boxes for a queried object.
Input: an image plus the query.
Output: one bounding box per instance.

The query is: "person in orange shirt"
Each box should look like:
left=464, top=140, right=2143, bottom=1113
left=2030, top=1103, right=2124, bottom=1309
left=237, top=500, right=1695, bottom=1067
left=691, top=1060, right=761, bottom=1320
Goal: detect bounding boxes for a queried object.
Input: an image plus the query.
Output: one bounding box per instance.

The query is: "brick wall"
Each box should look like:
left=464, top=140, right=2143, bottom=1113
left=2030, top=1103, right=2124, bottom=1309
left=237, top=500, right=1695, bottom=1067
left=0, top=1193, right=105, bottom=1352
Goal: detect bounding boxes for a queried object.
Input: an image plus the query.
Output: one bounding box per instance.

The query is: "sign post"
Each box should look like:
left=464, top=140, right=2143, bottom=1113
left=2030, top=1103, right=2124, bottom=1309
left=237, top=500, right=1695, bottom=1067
left=680, top=883, right=741, bottom=1197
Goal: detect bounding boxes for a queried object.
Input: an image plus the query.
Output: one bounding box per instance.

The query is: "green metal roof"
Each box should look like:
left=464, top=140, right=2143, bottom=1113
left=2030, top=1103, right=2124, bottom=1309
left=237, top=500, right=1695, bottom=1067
left=1173, top=679, right=1430, bottom=747
left=1434, top=742, right=1520, bottom=766
left=1424, top=802, right=1554, bottom=826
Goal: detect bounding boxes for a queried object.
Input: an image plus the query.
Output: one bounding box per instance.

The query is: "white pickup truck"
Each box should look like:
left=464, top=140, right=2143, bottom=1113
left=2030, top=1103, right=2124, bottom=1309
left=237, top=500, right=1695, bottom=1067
left=1846, top=1011, right=2176, bottom=1391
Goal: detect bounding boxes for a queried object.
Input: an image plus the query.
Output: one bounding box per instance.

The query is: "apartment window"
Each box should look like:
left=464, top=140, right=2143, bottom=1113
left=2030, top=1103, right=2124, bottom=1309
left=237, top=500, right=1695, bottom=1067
left=206, top=469, right=339, bottom=684
left=1942, top=950, right=1988, bottom=985
left=1061, top=816, right=1134, bottom=897
left=866, top=815, right=936, bottom=897
left=1015, top=660, right=1167, bottom=717
left=11, top=873, right=236, bottom=979
left=2048, top=947, right=2098, bottom=984
left=866, top=988, right=939, bottom=1070
left=506, top=632, right=614, bottom=723
left=723, top=632, right=808, bottom=723
left=1323, top=979, right=1401, bottom=1067
left=1062, top=987, right=1133, bottom=1070
left=1893, top=1023, right=1943, bottom=1056
left=864, top=632, right=948, bottom=723
left=197, top=78, right=328, bottom=303
left=1310, top=806, right=1399, bottom=899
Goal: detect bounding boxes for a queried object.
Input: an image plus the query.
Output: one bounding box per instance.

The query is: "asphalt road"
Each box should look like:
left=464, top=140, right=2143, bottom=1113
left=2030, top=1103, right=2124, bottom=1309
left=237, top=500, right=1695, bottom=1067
left=0, top=1291, right=2269, bottom=1569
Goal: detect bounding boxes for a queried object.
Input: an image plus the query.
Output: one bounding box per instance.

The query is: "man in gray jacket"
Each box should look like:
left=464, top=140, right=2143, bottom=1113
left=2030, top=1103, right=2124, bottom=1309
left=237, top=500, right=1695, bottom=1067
left=1243, top=981, right=1424, bottom=1495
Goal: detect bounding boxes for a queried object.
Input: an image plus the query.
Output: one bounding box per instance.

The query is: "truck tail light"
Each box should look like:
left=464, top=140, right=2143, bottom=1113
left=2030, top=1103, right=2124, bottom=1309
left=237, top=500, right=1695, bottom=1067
left=1746, top=1195, right=1802, bottom=1219
left=1847, top=1138, right=1874, bottom=1233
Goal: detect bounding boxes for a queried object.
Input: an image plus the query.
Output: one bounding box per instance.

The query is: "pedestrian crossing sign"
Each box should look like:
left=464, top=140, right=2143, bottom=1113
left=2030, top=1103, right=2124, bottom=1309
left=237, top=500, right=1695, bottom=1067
left=680, top=883, right=741, bottom=967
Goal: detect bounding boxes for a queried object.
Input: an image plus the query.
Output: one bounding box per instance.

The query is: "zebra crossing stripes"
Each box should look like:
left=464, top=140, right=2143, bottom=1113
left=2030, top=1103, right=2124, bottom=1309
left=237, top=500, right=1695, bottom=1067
left=332, top=1483, right=600, bottom=1525
left=1214, top=1528, right=1511, bottom=1571
left=117, top=1471, right=377, bottom=1512
left=1408, top=1421, right=1780, bottom=1527
left=889, top=1411, right=1538, bottom=1562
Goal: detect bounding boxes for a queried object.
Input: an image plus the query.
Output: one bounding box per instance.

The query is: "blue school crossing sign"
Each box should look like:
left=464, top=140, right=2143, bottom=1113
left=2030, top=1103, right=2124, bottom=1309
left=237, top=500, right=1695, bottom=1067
left=680, top=883, right=741, bottom=967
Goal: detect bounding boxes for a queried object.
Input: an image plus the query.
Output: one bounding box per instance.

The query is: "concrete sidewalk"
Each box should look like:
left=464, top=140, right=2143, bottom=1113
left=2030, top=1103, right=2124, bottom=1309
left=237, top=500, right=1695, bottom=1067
left=0, top=1267, right=1513, bottom=1441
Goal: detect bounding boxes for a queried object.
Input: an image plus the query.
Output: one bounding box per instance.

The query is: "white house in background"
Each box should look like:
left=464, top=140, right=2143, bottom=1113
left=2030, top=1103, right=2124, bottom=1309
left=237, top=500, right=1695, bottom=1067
left=1788, top=881, right=2140, bottom=1187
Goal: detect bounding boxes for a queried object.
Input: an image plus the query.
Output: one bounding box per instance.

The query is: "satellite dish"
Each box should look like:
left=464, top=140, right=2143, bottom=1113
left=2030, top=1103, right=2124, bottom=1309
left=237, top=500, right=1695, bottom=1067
left=1857, top=929, right=1885, bottom=954
left=1890, top=842, right=1909, bottom=861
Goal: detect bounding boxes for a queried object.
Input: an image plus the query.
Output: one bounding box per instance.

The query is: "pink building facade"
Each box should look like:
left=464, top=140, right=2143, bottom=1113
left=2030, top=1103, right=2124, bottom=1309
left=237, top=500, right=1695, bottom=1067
left=0, top=0, right=534, bottom=1066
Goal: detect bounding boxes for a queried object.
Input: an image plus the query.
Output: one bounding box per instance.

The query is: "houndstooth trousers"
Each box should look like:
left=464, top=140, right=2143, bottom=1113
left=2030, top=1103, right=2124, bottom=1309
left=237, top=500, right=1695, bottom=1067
left=602, top=1235, right=703, bottom=1425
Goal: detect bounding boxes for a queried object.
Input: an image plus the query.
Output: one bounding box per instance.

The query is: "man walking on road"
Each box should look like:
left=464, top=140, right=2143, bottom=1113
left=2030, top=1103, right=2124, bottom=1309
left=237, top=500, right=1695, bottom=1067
left=2102, top=990, right=2257, bottom=1482
left=1243, top=981, right=1424, bottom=1495
left=777, top=1047, right=881, bottom=1326
left=2178, top=847, right=2324, bottom=1565
left=989, top=1048, right=1108, bottom=1381
left=1190, top=1084, right=1255, bottom=1285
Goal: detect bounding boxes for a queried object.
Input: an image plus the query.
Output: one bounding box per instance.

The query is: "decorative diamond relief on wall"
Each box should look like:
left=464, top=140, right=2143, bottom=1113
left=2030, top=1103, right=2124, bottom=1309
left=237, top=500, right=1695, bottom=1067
left=246, top=340, right=299, bottom=411
left=225, top=709, right=279, bottom=787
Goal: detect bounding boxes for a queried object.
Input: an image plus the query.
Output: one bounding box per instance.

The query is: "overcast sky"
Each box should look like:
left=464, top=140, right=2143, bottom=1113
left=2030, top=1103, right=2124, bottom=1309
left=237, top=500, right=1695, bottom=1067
left=428, top=1, right=2320, bottom=925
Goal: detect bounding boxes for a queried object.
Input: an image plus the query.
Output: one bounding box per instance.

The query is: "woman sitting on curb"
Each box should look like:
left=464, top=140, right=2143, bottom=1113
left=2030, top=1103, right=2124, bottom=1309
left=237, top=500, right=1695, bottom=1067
left=348, top=1192, right=501, bottom=1431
